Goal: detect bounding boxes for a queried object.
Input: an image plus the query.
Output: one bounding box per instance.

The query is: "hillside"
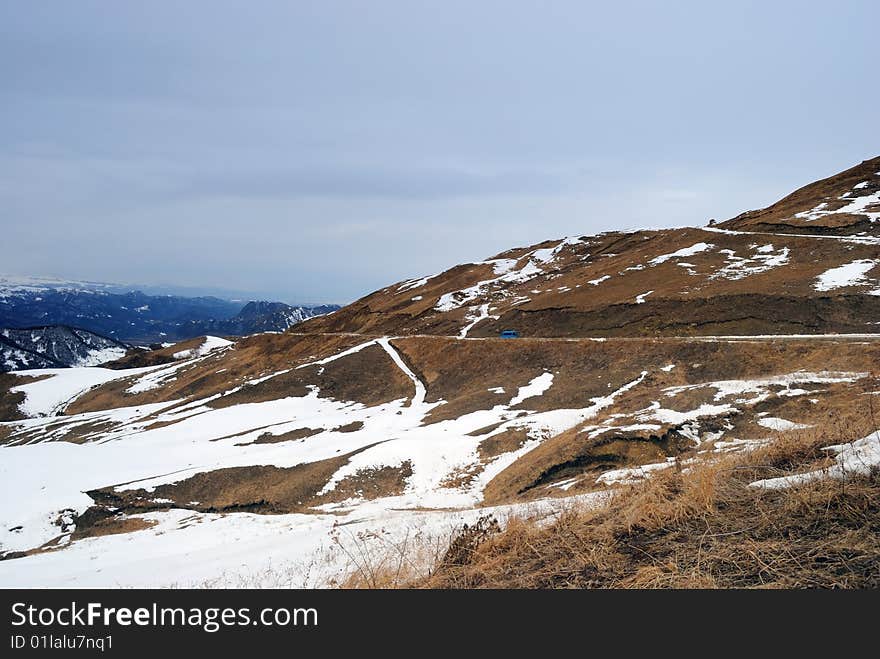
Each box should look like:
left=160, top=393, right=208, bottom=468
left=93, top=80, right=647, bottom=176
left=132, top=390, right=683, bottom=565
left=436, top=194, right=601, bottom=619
left=0, top=326, right=130, bottom=372
left=719, top=156, right=880, bottom=235
left=301, top=156, right=880, bottom=339
left=0, top=157, right=877, bottom=587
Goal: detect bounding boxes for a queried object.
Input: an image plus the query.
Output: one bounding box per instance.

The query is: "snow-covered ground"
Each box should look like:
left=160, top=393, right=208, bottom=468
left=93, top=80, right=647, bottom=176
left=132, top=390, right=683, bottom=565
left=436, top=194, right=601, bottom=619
left=11, top=366, right=152, bottom=417
left=701, top=225, right=880, bottom=245
left=0, top=338, right=648, bottom=562
left=75, top=346, right=128, bottom=367
left=3, top=335, right=618, bottom=582
left=10, top=336, right=232, bottom=415
left=710, top=244, right=790, bottom=281
left=0, top=332, right=875, bottom=588
left=0, top=491, right=609, bottom=588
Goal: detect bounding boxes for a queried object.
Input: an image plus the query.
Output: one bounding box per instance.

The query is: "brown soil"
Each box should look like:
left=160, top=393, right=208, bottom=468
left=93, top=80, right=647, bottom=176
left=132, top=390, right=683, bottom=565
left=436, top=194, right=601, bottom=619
left=312, top=342, right=413, bottom=406
left=71, top=511, right=157, bottom=540
left=0, top=372, right=49, bottom=422
left=82, top=444, right=380, bottom=516
left=53, top=333, right=416, bottom=422
left=319, top=462, right=413, bottom=503
left=481, top=423, right=700, bottom=504
left=477, top=294, right=880, bottom=338
left=478, top=427, right=531, bottom=460
left=101, top=342, right=193, bottom=370
left=248, top=427, right=323, bottom=444
left=335, top=421, right=365, bottom=433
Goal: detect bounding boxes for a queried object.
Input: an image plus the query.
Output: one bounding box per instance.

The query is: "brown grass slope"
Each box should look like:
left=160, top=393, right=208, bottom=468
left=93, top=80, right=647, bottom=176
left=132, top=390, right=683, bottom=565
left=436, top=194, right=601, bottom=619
left=720, top=155, right=880, bottom=235
left=3, top=335, right=877, bottom=508
left=300, top=158, right=880, bottom=339
left=417, top=418, right=880, bottom=589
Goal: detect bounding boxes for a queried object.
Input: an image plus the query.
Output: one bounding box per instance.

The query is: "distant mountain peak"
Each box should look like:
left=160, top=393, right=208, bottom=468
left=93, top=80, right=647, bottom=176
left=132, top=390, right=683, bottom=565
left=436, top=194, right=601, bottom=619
left=235, top=300, right=292, bottom=321
left=0, top=287, right=340, bottom=345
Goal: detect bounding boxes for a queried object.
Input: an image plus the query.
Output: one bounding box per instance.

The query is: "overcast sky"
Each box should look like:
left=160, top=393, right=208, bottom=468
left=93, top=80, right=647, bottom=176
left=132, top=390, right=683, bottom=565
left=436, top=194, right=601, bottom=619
left=1, top=1, right=877, bottom=303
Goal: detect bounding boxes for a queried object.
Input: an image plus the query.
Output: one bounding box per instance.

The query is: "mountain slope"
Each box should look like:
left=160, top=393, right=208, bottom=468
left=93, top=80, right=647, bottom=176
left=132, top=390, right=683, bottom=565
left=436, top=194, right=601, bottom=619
left=719, top=156, right=880, bottom=235
left=0, top=157, right=878, bottom=587
left=294, top=157, right=879, bottom=339
left=0, top=326, right=130, bottom=372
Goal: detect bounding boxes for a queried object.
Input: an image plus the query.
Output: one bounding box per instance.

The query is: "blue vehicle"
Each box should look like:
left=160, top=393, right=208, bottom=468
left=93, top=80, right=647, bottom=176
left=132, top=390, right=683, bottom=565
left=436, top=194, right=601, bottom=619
left=499, top=329, right=520, bottom=339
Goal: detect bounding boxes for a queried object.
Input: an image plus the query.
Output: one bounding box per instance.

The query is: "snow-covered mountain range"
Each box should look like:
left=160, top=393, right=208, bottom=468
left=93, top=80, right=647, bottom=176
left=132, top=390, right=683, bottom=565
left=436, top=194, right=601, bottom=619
left=0, top=280, right=339, bottom=344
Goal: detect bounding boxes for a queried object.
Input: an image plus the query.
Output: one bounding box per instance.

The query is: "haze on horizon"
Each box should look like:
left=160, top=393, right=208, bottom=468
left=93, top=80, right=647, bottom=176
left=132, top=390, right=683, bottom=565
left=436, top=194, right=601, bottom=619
left=1, top=1, right=877, bottom=304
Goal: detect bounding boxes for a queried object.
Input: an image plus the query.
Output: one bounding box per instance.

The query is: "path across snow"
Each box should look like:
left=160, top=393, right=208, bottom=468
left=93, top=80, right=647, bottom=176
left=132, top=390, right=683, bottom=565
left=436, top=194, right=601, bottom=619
left=376, top=337, right=427, bottom=407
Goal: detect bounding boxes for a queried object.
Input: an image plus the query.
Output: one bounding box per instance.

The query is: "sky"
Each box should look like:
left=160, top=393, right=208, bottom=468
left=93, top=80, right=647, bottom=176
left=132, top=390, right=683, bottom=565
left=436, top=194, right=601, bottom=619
left=1, top=1, right=877, bottom=304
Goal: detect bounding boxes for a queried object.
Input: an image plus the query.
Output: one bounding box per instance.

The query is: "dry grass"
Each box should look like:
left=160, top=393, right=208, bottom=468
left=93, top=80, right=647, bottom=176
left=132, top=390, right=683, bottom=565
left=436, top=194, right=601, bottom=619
left=337, top=413, right=880, bottom=589
left=335, top=526, right=455, bottom=589
left=420, top=427, right=880, bottom=588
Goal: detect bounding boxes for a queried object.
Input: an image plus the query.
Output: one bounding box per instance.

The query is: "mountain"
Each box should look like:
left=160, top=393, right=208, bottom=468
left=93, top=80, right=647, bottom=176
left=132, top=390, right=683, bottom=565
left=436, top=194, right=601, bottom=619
left=0, top=157, right=878, bottom=588
left=0, top=280, right=339, bottom=343
left=300, top=156, right=880, bottom=339
left=0, top=326, right=129, bottom=372
left=180, top=301, right=340, bottom=338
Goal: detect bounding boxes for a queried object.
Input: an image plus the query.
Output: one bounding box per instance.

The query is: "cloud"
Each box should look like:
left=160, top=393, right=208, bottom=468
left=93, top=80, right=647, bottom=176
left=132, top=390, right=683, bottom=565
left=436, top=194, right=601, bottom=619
left=177, top=163, right=571, bottom=201
left=0, top=1, right=876, bottom=302
left=661, top=189, right=700, bottom=202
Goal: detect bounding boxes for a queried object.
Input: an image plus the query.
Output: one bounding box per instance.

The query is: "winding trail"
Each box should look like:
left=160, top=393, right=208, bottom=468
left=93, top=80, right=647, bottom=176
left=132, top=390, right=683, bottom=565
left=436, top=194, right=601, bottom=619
left=458, top=303, right=494, bottom=338
left=289, top=331, right=880, bottom=344
left=376, top=337, right=427, bottom=407
left=701, top=225, right=880, bottom=245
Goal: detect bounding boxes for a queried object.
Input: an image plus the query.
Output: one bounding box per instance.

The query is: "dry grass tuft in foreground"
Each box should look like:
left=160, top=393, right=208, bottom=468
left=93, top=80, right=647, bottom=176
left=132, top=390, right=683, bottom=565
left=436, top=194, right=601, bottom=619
left=417, top=425, right=880, bottom=588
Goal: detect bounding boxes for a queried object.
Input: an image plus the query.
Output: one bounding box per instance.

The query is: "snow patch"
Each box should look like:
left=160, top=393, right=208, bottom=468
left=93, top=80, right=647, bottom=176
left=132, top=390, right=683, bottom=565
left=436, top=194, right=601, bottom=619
left=509, top=372, right=554, bottom=406
left=458, top=303, right=498, bottom=338
left=11, top=366, right=160, bottom=417
left=795, top=187, right=880, bottom=222
left=649, top=242, right=713, bottom=266
left=750, top=432, right=880, bottom=489
left=75, top=346, right=128, bottom=367
left=173, top=336, right=233, bottom=360
left=664, top=371, right=866, bottom=405
left=710, top=245, right=790, bottom=281
left=757, top=417, right=812, bottom=431
left=813, top=259, right=878, bottom=292
left=596, top=459, right=677, bottom=486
